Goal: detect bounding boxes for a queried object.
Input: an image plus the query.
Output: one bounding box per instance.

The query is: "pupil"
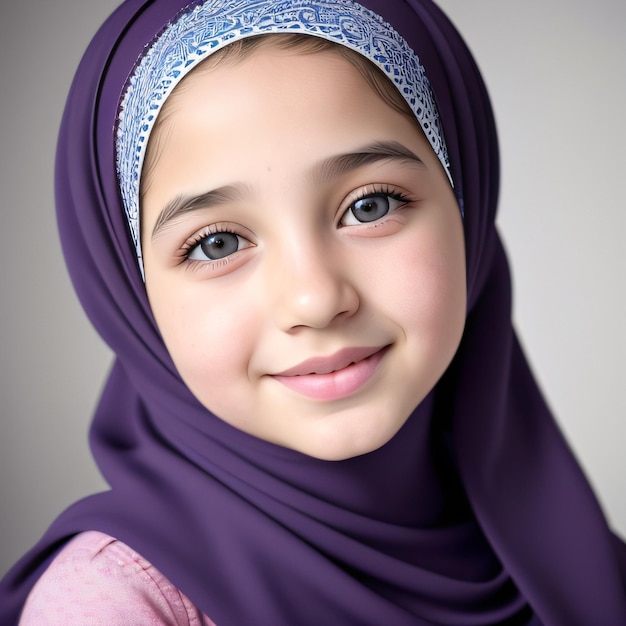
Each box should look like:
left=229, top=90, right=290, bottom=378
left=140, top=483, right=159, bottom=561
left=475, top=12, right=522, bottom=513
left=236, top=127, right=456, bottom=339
left=200, top=232, right=239, bottom=260
left=353, top=195, right=389, bottom=223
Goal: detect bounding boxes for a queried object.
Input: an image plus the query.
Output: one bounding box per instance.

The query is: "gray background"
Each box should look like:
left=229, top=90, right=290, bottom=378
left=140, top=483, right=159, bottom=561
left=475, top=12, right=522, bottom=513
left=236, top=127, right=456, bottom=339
left=1, top=1, right=624, bottom=577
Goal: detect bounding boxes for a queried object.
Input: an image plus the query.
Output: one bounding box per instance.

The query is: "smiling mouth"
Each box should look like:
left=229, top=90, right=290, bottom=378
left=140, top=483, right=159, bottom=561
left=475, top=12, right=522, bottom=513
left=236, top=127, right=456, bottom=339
left=271, top=345, right=390, bottom=401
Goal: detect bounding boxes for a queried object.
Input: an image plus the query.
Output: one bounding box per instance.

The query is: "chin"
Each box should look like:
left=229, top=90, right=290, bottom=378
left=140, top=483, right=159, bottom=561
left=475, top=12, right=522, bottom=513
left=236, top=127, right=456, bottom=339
left=288, top=418, right=407, bottom=462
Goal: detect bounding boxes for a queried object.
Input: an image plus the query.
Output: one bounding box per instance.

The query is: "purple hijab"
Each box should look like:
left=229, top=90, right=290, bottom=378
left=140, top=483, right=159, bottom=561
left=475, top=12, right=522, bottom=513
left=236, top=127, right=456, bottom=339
left=1, top=1, right=625, bottom=623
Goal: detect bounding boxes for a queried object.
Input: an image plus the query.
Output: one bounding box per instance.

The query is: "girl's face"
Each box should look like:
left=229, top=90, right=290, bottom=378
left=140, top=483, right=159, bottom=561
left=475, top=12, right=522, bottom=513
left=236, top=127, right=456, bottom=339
left=141, top=44, right=466, bottom=460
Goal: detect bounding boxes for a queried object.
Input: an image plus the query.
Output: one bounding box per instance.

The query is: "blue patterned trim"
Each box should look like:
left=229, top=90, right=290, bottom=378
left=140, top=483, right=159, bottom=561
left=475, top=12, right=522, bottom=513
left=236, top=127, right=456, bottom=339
left=116, top=0, right=452, bottom=275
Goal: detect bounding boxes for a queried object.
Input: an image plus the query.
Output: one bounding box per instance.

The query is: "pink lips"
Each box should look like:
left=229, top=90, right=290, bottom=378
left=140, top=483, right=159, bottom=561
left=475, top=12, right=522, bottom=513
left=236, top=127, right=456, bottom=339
left=271, top=346, right=389, bottom=401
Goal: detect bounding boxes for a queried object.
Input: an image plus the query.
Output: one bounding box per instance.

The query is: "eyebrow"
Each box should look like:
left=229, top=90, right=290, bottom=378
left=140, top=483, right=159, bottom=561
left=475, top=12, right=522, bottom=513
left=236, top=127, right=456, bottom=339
left=150, top=140, right=424, bottom=240
left=312, top=140, right=425, bottom=184
left=151, top=184, right=251, bottom=239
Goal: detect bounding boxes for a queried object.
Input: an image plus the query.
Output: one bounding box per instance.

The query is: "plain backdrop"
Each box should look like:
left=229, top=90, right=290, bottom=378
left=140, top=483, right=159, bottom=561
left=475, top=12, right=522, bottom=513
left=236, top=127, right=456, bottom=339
left=1, top=1, right=624, bottom=578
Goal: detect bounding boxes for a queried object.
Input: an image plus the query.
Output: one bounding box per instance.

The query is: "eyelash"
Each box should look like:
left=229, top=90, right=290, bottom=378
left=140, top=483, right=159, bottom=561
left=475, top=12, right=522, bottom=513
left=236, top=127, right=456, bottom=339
left=178, top=184, right=412, bottom=267
left=180, top=223, right=252, bottom=267
left=339, top=184, right=411, bottom=227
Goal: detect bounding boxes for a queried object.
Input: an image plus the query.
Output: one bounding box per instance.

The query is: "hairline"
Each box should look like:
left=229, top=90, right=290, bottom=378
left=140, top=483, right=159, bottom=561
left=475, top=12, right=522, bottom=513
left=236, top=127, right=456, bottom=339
left=140, top=33, right=419, bottom=202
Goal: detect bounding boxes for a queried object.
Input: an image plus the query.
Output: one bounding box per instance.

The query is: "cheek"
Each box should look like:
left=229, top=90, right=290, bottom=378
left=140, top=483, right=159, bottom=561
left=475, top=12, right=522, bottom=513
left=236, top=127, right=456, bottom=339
left=153, top=282, right=262, bottom=403
left=372, top=223, right=466, bottom=357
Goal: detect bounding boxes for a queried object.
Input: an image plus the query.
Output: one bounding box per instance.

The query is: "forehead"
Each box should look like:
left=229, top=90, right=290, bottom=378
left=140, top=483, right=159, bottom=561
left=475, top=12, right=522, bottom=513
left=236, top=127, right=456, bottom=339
left=142, top=48, right=431, bottom=197
left=116, top=0, right=449, bottom=274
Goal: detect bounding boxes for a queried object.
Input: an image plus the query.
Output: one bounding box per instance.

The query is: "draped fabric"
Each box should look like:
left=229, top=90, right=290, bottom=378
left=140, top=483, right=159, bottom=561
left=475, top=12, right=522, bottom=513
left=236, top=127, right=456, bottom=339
left=1, top=1, right=625, bottom=624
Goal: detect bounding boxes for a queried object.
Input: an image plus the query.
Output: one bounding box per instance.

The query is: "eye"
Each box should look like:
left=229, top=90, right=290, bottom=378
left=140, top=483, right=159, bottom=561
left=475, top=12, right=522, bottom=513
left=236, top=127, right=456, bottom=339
left=340, top=192, right=407, bottom=226
left=188, top=230, right=251, bottom=262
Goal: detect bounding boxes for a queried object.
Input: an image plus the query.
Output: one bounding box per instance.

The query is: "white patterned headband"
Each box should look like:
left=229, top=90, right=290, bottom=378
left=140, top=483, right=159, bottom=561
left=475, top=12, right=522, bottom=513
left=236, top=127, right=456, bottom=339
left=116, top=0, right=452, bottom=276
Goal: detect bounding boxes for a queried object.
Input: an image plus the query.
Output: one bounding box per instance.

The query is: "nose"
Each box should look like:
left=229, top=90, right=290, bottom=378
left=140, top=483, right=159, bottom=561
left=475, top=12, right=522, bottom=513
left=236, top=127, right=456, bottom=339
left=267, top=241, right=360, bottom=332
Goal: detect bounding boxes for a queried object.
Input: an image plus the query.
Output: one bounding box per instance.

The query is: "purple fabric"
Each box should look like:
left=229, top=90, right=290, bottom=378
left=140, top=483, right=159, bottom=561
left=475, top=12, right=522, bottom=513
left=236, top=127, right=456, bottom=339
left=1, top=1, right=625, bottom=624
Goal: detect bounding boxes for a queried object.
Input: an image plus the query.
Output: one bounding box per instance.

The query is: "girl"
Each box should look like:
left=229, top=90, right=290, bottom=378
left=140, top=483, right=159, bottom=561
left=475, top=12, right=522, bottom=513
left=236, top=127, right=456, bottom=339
left=1, top=0, right=625, bottom=623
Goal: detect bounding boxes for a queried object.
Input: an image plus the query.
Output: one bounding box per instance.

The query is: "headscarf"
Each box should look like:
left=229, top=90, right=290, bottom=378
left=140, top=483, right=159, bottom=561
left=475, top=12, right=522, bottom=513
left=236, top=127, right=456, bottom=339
left=1, top=1, right=625, bottom=624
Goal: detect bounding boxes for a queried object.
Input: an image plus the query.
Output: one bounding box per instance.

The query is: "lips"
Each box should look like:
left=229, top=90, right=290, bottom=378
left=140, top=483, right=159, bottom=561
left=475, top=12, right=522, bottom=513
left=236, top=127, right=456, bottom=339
left=271, top=345, right=389, bottom=401
left=274, top=346, right=385, bottom=376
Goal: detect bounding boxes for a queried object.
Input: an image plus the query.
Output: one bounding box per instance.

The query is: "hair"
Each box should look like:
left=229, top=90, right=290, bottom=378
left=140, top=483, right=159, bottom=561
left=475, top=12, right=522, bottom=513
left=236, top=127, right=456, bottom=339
left=140, top=33, right=416, bottom=198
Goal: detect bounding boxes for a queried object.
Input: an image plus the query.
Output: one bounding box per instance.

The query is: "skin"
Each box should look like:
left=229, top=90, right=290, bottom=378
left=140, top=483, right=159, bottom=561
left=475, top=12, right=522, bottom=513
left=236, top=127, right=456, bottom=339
left=141, top=45, right=467, bottom=461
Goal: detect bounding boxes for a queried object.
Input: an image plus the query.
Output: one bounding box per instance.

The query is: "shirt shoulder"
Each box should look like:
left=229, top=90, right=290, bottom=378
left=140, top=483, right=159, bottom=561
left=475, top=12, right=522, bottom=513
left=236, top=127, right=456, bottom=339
left=19, top=530, right=215, bottom=626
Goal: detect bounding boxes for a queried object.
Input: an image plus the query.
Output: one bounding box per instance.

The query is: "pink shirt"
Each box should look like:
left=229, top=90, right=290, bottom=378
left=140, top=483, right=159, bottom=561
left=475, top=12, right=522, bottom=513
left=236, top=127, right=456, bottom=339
left=20, top=531, right=215, bottom=625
